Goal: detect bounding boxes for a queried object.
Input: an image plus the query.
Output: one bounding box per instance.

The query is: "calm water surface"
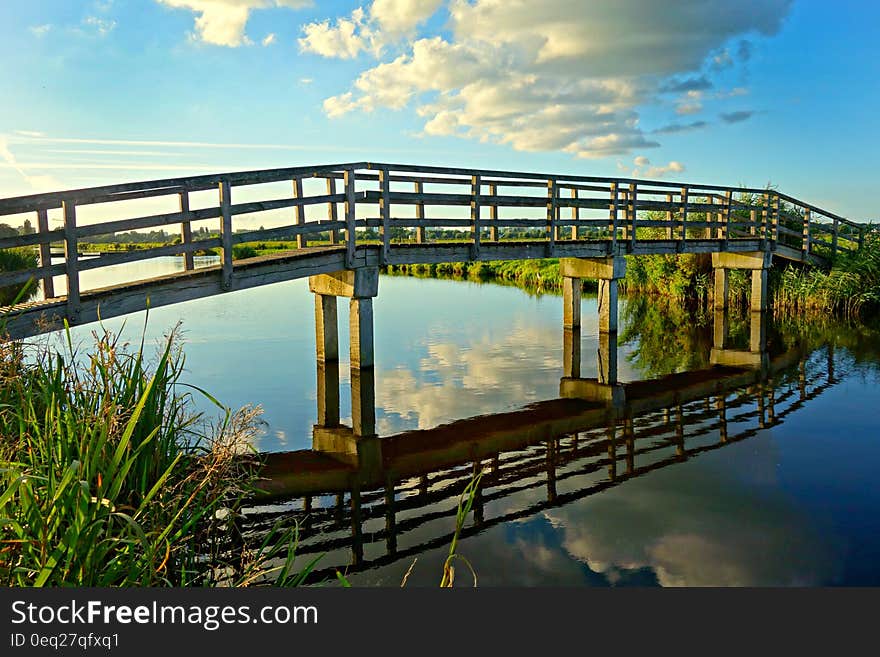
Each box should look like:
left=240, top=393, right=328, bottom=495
left=50, top=256, right=880, bottom=586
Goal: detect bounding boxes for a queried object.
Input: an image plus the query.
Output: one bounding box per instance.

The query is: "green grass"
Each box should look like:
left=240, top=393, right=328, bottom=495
left=0, top=321, right=311, bottom=586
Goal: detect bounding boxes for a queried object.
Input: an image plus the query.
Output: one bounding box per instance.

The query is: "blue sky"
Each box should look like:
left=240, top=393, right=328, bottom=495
left=0, top=0, right=877, bottom=219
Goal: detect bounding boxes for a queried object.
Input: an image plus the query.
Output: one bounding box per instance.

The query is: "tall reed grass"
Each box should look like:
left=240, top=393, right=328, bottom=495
left=0, top=322, right=306, bottom=586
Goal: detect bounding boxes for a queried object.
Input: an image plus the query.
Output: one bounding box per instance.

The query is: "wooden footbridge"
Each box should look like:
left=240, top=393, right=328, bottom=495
left=0, top=162, right=866, bottom=341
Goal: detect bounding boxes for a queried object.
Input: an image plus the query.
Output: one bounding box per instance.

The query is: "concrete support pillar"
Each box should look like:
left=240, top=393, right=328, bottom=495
left=597, top=330, right=618, bottom=385
left=563, top=277, right=581, bottom=329
left=750, top=268, right=768, bottom=313
left=563, top=327, right=581, bottom=378
left=314, top=294, right=338, bottom=362
left=349, top=297, right=374, bottom=369
left=316, top=360, right=340, bottom=427
left=598, top=279, right=619, bottom=334
left=713, top=268, right=729, bottom=310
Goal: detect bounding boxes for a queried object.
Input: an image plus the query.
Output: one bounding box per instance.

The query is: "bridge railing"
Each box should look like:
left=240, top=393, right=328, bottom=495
left=0, top=162, right=865, bottom=313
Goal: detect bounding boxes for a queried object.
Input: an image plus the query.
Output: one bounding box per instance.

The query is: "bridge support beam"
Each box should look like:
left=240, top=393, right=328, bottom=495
left=711, top=251, right=771, bottom=313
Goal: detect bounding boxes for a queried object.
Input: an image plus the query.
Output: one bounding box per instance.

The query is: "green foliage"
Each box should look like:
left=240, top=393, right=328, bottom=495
left=774, top=226, right=880, bottom=318
left=232, top=244, right=258, bottom=260
left=0, top=247, right=39, bottom=306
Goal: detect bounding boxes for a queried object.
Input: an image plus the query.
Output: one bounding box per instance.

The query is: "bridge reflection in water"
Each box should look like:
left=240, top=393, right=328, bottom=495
left=243, top=308, right=838, bottom=583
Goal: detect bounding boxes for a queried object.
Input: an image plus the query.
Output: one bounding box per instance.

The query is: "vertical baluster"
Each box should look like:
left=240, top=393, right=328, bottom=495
left=292, top=177, right=305, bottom=249
left=665, top=193, right=673, bottom=239
left=326, top=177, right=338, bottom=245
left=608, top=182, right=618, bottom=253
left=414, top=180, right=426, bottom=243
left=546, top=178, right=557, bottom=256
left=345, top=168, right=356, bottom=268
left=772, top=194, right=781, bottom=243
left=721, top=190, right=731, bottom=243
left=680, top=186, right=688, bottom=244
left=219, top=180, right=233, bottom=290
left=179, top=190, right=194, bottom=271
left=802, top=208, right=811, bottom=257
left=36, top=208, right=54, bottom=299
left=570, top=186, right=579, bottom=240
left=470, top=174, right=481, bottom=260
left=489, top=183, right=499, bottom=242
left=628, top=183, right=637, bottom=251
left=832, top=218, right=839, bottom=256
left=761, top=193, right=770, bottom=241
left=62, top=199, right=79, bottom=320
left=379, top=167, right=391, bottom=265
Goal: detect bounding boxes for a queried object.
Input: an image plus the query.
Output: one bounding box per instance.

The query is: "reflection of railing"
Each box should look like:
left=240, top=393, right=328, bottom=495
left=242, top=344, right=838, bottom=583
left=0, top=162, right=863, bottom=337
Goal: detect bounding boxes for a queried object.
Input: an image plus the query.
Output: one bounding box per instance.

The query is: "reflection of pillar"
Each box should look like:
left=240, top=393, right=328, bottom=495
left=714, top=268, right=729, bottom=310
left=597, top=330, right=618, bottom=384
left=673, top=403, right=685, bottom=458
left=563, top=277, right=581, bottom=329
left=473, top=461, right=485, bottom=524
left=624, top=417, right=634, bottom=475
left=607, top=424, right=617, bottom=481
left=315, top=294, right=338, bottom=362
left=546, top=441, right=557, bottom=503
left=563, top=327, right=581, bottom=378
left=385, top=480, right=397, bottom=557
left=350, top=485, right=363, bottom=566
left=749, top=311, right=767, bottom=353
left=713, top=309, right=729, bottom=349
left=716, top=394, right=728, bottom=443
left=316, top=360, right=340, bottom=427
left=757, top=384, right=766, bottom=429
left=827, top=344, right=835, bottom=383
left=351, top=367, right=376, bottom=437
left=767, top=385, right=776, bottom=423
left=798, top=359, right=807, bottom=400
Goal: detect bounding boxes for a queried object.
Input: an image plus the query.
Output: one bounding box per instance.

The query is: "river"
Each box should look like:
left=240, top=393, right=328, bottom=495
left=46, top=255, right=880, bottom=586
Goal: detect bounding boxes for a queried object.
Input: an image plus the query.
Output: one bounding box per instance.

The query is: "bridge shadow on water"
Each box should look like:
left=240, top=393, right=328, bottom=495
left=241, top=307, right=845, bottom=585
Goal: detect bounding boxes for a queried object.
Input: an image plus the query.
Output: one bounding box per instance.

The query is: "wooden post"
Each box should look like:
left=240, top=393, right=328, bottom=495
left=219, top=180, right=233, bottom=290
left=832, top=218, right=839, bottom=256
left=772, top=194, right=781, bottom=243
left=345, top=169, right=356, bottom=268
left=628, top=183, right=637, bottom=251
left=570, top=187, right=579, bottom=240
left=608, top=182, right=619, bottom=252
left=546, top=178, right=557, bottom=256
left=36, top=208, right=54, bottom=299
left=751, top=268, right=768, bottom=312
left=722, top=190, right=732, bottom=242
left=179, top=190, right=194, bottom=271
left=489, top=184, right=499, bottom=242
left=665, top=193, right=673, bottom=239
left=293, top=177, right=306, bottom=249
left=761, top=193, right=770, bottom=241
left=470, top=174, right=481, bottom=261
left=714, top=268, right=729, bottom=310
left=750, top=209, right=757, bottom=236
left=326, top=177, right=338, bottom=245
left=379, top=167, right=391, bottom=265
left=414, top=181, right=426, bottom=243
left=62, top=200, right=79, bottom=317
left=802, top=208, right=811, bottom=257
left=680, top=187, right=689, bottom=243
left=598, top=279, right=619, bottom=333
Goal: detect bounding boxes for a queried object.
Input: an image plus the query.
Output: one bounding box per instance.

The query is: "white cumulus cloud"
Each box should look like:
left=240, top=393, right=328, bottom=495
left=313, top=0, right=791, bottom=159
